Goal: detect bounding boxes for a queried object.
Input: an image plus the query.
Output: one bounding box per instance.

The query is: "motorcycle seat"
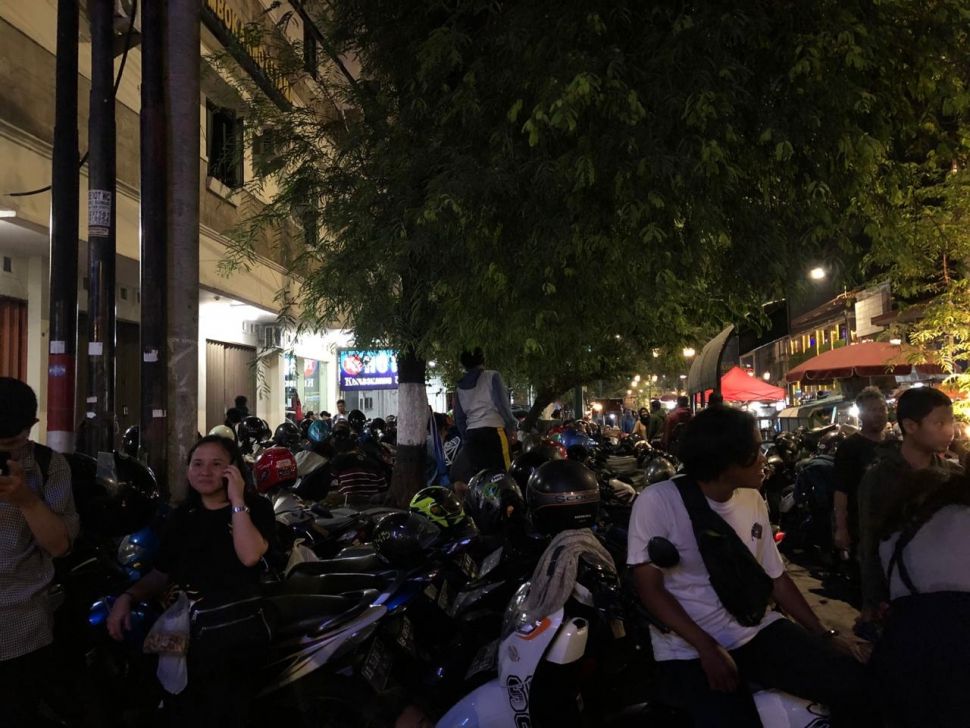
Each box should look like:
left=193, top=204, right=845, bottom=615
left=312, top=514, right=359, bottom=535
left=267, top=588, right=380, bottom=637
left=283, top=570, right=387, bottom=596
left=287, top=552, right=384, bottom=574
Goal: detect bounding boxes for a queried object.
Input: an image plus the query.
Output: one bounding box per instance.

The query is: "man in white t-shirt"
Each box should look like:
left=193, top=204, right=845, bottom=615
left=628, top=406, right=872, bottom=727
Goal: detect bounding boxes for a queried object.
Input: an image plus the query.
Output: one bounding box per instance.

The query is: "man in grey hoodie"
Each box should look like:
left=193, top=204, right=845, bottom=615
left=452, top=348, right=518, bottom=477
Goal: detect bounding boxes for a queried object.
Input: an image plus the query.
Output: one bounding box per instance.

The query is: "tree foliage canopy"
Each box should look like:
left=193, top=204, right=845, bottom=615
left=220, top=0, right=970, bottom=408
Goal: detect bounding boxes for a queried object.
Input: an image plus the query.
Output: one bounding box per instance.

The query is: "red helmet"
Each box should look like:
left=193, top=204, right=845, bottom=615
left=253, top=446, right=298, bottom=493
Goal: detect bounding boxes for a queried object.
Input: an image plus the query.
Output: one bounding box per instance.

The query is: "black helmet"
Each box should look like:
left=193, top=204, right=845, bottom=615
left=464, top=469, right=524, bottom=534
left=509, top=444, right=565, bottom=490
left=372, top=511, right=441, bottom=566
left=348, top=409, right=367, bottom=433
left=369, top=417, right=387, bottom=437
left=274, top=421, right=302, bottom=448
left=817, top=430, right=845, bottom=455
left=645, top=457, right=677, bottom=484
left=239, top=416, right=270, bottom=443
left=121, top=425, right=140, bottom=459
left=78, top=452, right=159, bottom=538
left=299, top=418, right=314, bottom=441
left=527, top=459, right=600, bottom=535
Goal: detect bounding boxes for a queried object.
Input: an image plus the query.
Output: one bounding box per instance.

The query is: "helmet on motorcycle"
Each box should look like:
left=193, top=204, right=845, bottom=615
left=509, top=443, right=565, bottom=490
left=369, top=417, right=387, bottom=437
left=274, top=421, right=302, bottom=448
left=566, top=444, right=592, bottom=463
left=409, top=486, right=470, bottom=530
left=527, top=459, right=600, bottom=535
left=644, top=456, right=677, bottom=484
left=83, top=452, right=159, bottom=537
left=816, top=430, right=845, bottom=456
left=121, top=425, right=140, bottom=459
left=253, top=446, right=299, bottom=493
left=559, top=427, right=594, bottom=451
left=372, top=511, right=441, bottom=566
left=347, top=409, right=367, bottom=433
left=464, top=469, right=524, bottom=534
left=239, top=416, right=270, bottom=444
left=117, top=526, right=161, bottom=579
left=299, top=417, right=314, bottom=441
left=208, top=424, right=236, bottom=441
left=307, top=418, right=333, bottom=444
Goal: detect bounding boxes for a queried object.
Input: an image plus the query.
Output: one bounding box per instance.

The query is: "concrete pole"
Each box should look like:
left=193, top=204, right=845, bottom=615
left=165, top=0, right=201, bottom=501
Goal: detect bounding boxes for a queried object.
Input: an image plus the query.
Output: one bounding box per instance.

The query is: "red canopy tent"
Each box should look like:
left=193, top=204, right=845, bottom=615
left=715, top=366, right=786, bottom=402
left=785, top=341, right=942, bottom=383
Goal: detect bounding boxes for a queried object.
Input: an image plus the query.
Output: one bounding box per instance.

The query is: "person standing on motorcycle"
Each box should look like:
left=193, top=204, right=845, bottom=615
left=0, top=378, right=80, bottom=728
left=106, top=435, right=275, bottom=727
left=833, top=387, right=888, bottom=556
left=453, top=348, right=518, bottom=472
left=629, top=406, right=872, bottom=727
left=857, top=387, right=958, bottom=627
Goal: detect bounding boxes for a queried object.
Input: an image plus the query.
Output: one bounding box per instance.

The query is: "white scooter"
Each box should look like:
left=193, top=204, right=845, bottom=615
left=437, top=579, right=831, bottom=728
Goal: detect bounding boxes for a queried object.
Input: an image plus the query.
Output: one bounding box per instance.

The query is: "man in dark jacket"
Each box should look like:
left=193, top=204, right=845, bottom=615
left=857, top=387, right=958, bottom=623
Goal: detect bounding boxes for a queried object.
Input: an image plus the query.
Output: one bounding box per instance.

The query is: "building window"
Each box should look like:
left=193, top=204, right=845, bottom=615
left=206, top=99, right=244, bottom=189
left=304, top=24, right=318, bottom=79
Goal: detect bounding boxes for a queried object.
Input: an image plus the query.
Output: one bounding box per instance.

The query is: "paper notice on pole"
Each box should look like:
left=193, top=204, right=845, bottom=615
left=49, top=340, right=66, bottom=354
left=152, top=409, right=166, bottom=418
left=88, top=342, right=103, bottom=356
left=88, top=190, right=112, bottom=237
left=144, top=350, right=159, bottom=362
left=86, top=397, right=97, bottom=403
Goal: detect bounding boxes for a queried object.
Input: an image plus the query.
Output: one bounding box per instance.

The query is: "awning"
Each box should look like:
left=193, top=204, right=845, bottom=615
left=785, top=341, right=942, bottom=383
left=717, top=367, right=786, bottom=402
left=687, top=325, right=735, bottom=395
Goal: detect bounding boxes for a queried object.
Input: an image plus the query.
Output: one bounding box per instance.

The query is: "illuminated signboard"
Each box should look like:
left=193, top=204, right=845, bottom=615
left=338, top=349, right=398, bottom=391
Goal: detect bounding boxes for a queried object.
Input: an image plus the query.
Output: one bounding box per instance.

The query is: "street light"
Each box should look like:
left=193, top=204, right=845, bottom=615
left=683, top=347, right=696, bottom=358
left=762, top=371, right=771, bottom=381
left=809, top=267, right=826, bottom=281
left=889, top=337, right=902, bottom=346
left=652, top=349, right=660, bottom=358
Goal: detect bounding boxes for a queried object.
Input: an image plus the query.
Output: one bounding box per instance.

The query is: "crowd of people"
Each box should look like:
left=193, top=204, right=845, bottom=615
left=2, top=356, right=969, bottom=726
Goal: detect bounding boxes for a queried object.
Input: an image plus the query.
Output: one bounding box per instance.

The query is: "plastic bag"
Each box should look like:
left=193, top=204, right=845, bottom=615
left=157, top=653, right=188, bottom=695
left=143, top=591, right=190, bottom=656
left=284, top=538, right=319, bottom=577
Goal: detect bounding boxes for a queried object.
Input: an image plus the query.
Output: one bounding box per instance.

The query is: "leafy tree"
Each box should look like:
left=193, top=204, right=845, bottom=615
left=218, top=0, right=970, bottom=502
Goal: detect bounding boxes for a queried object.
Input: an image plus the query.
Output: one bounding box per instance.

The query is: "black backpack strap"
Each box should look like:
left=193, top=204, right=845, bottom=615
left=33, top=443, right=53, bottom=487
left=886, top=525, right=922, bottom=597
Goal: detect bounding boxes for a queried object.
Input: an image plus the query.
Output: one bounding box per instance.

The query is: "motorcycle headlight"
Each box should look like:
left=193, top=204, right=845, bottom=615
left=501, top=581, right=537, bottom=640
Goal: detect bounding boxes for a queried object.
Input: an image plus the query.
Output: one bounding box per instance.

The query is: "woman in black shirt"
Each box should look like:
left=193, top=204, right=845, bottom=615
left=107, top=435, right=275, bottom=725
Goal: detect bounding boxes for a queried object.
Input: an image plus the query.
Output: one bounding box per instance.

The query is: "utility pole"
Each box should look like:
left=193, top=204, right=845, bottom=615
left=140, top=0, right=168, bottom=487
left=165, top=0, right=201, bottom=501
left=46, top=0, right=80, bottom=454
left=81, top=0, right=118, bottom=455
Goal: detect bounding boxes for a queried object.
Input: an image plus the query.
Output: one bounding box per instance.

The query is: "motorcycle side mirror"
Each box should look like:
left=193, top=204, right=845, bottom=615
left=647, top=537, right=680, bottom=568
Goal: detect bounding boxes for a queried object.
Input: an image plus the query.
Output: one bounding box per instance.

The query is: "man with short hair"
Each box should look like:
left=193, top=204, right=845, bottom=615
left=857, top=386, right=958, bottom=622
left=662, top=395, right=693, bottom=452
left=833, top=387, right=888, bottom=554
left=333, top=399, right=348, bottom=422
left=648, top=399, right=666, bottom=441
left=629, top=406, right=871, bottom=726
left=234, top=394, right=250, bottom=418
left=0, top=378, right=80, bottom=726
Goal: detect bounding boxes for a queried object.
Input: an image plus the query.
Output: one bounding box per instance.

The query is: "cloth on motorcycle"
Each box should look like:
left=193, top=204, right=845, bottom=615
left=674, top=477, right=774, bottom=627
left=520, top=528, right=616, bottom=624
left=284, top=537, right=319, bottom=577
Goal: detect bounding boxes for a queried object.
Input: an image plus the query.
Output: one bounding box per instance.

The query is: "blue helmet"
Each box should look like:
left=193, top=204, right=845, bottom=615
left=307, top=418, right=333, bottom=444
left=116, top=527, right=161, bottom=580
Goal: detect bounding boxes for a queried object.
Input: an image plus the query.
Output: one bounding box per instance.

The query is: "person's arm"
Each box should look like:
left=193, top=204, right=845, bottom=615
left=856, top=469, right=888, bottom=616
left=833, top=491, right=851, bottom=550
left=225, top=465, right=269, bottom=567
left=107, top=568, right=170, bottom=640
left=0, top=458, right=75, bottom=557
left=771, top=572, right=825, bottom=633
left=632, top=565, right=740, bottom=692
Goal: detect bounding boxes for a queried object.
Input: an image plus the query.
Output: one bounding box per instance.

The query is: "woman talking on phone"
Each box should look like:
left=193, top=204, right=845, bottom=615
left=107, top=435, right=275, bottom=725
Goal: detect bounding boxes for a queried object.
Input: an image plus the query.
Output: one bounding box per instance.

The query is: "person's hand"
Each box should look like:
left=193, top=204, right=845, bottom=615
left=0, top=460, right=38, bottom=508
left=223, top=464, right=246, bottom=506
left=698, top=642, right=740, bottom=692
left=507, top=429, right=518, bottom=444
left=831, top=634, right=872, bottom=664
left=833, top=526, right=851, bottom=551
left=107, top=594, right=133, bottom=641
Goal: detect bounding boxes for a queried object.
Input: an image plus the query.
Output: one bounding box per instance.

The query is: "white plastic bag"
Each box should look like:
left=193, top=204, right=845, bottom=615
left=157, top=653, right=188, bottom=695
left=284, top=538, right=320, bottom=577
left=143, top=591, right=190, bottom=656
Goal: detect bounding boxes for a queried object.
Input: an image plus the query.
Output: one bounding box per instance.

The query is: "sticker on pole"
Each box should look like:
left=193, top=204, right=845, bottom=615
left=88, top=190, right=112, bottom=237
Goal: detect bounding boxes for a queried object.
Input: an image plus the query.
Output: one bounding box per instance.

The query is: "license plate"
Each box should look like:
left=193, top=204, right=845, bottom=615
left=361, top=637, right=393, bottom=692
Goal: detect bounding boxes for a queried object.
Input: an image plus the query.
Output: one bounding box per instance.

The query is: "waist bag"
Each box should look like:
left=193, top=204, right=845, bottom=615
left=190, top=595, right=273, bottom=657
left=674, top=477, right=774, bottom=627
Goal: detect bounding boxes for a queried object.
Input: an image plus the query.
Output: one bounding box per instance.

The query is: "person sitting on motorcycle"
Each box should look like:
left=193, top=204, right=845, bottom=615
left=106, top=435, right=276, bottom=727
left=869, top=468, right=970, bottom=727
left=628, top=406, right=873, bottom=727
left=295, top=423, right=389, bottom=504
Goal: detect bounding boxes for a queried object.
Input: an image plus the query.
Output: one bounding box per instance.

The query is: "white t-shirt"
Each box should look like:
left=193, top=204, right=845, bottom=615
left=879, top=504, right=970, bottom=600
left=627, top=479, right=786, bottom=661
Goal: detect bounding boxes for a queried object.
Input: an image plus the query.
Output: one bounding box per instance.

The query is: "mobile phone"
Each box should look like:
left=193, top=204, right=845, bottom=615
left=0, top=452, right=9, bottom=477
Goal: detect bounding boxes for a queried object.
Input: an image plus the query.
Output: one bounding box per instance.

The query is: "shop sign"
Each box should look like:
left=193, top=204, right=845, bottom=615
left=338, top=349, right=398, bottom=391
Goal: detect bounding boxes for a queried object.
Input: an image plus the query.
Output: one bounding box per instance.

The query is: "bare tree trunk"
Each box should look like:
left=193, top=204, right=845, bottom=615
left=521, top=388, right=557, bottom=433
left=388, top=348, right=427, bottom=508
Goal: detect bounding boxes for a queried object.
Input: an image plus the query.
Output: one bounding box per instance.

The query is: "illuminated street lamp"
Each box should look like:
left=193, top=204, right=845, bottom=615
left=809, top=267, right=826, bottom=281
left=762, top=371, right=771, bottom=381
left=683, top=347, right=696, bottom=358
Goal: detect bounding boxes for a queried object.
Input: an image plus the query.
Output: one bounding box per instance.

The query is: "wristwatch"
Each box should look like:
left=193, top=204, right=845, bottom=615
left=231, top=504, right=250, bottom=514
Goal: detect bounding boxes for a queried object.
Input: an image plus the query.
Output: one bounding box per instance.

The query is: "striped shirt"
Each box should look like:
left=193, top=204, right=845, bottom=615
left=0, top=442, right=80, bottom=660
left=334, top=464, right=388, bottom=500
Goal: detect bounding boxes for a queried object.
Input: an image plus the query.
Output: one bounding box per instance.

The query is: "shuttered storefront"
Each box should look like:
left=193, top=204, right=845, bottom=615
left=205, top=340, right=257, bottom=433
left=0, top=296, right=28, bottom=380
